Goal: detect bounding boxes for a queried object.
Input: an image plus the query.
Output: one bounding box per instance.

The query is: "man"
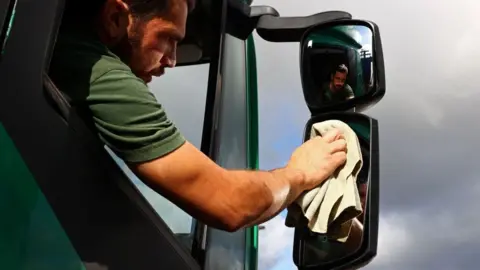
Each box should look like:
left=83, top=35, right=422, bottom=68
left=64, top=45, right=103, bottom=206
left=321, top=64, right=355, bottom=104
left=49, top=0, right=347, bottom=232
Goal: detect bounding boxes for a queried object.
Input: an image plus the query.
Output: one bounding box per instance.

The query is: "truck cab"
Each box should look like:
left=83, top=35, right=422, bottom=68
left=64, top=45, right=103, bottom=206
left=0, top=0, right=385, bottom=269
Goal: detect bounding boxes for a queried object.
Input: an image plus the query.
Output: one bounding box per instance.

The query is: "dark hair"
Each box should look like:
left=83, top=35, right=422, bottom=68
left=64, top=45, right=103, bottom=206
left=128, top=0, right=196, bottom=18
left=334, top=64, right=349, bottom=74
left=62, top=0, right=196, bottom=26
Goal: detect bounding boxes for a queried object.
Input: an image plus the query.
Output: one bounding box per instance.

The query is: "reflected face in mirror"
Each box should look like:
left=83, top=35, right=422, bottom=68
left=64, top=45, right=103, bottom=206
left=301, top=24, right=374, bottom=108
left=332, top=66, right=348, bottom=90
left=300, top=119, right=371, bottom=265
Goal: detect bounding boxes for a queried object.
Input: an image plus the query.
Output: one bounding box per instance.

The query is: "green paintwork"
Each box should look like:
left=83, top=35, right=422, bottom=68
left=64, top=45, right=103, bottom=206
left=307, top=26, right=362, bottom=50
left=244, top=34, right=259, bottom=270
left=0, top=123, right=85, bottom=270
left=349, top=122, right=370, bottom=140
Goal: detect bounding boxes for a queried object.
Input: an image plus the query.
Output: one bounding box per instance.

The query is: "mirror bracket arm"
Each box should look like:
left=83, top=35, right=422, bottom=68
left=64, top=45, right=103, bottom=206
left=225, top=3, right=352, bottom=42
left=255, top=11, right=353, bottom=42
left=226, top=3, right=281, bottom=40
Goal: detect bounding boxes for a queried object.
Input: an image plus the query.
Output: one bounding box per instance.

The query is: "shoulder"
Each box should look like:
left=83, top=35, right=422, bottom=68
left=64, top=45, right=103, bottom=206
left=345, top=84, right=354, bottom=92
left=344, top=84, right=354, bottom=95
left=89, top=68, right=186, bottom=163
left=49, top=31, right=185, bottom=163
left=50, top=31, right=156, bottom=102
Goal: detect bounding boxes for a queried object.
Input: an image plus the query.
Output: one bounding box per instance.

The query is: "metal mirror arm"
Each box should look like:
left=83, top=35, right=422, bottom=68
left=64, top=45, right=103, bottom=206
left=255, top=11, right=352, bottom=42
left=225, top=1, right=352, bottom=42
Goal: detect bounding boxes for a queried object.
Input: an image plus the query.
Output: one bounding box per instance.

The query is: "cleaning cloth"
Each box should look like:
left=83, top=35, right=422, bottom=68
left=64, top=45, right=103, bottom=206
left=285, top=120, right=363, bottom=242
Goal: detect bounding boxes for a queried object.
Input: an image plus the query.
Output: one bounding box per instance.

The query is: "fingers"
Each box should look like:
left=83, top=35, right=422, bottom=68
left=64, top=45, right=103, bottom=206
left=329, top=139, right=347, bottom=153
left=321, top=128, right=343, bottom=143
left=331, top=151, right=347, bottom=166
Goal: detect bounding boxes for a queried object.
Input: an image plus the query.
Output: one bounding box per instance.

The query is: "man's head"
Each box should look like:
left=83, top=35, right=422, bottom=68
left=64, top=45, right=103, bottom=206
left=330, top=64, right=349, bottom=91
left=63, top=0, right=196, bottom=83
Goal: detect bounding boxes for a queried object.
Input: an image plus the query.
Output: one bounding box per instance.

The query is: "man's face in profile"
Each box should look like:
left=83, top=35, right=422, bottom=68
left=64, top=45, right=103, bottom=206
left=331, top=71, right=347, bottom=91
left=102, top=0, right=188, bottom=83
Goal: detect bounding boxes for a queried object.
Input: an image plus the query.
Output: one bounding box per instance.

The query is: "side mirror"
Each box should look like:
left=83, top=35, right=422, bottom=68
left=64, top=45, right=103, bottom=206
left=300, top=20, right=385, bottom=114
left=292, top=112, right=379, bottom=270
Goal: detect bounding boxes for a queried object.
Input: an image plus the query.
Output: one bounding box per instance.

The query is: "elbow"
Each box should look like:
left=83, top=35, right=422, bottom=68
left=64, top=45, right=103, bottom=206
left=203, top=211, right=248, bottom=233
left=219, top=218, right=245, bottom=233
left=211, top=207, right=253, bottom=233
left=216, top=210, right=257, bottom=233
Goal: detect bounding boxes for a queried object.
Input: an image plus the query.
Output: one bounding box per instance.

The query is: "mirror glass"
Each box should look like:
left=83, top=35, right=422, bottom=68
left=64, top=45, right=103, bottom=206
left=295, top=117, right=371, bottom=267
left=301, top=24, right=374, bottom=108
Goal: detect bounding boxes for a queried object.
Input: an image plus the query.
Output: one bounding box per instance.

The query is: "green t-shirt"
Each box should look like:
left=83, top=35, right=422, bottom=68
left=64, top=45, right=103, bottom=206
left=48, top=29, right=186, bottom=163
left=321, top=82, right=355, bottom=104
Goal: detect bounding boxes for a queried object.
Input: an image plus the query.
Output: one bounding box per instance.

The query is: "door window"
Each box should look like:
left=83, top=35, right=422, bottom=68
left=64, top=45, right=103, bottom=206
left=203, top=33, right=248, bottom=270
left=107, top=63, right=210, bottom=251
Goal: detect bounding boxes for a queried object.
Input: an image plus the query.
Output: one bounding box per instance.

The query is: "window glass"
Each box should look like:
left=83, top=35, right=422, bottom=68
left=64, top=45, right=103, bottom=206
left=0, top=0, right=17, bottom=56
left=107, top=63, right=210, bottom=250
left=203, top=33, right=248, bottom=270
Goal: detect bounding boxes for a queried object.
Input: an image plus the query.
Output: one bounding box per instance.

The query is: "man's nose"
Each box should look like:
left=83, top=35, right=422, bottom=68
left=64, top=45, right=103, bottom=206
left=164, top=45, right=177, bottom=68
left=163, top=57, right=176, bottom=68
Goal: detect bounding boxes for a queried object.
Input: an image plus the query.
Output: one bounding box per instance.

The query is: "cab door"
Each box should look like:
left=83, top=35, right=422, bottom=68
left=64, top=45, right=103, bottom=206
left=0, top=0, right=223, bottom=269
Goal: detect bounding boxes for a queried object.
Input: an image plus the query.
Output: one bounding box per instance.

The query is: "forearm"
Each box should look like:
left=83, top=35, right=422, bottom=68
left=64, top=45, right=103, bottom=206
left=160, top=165, right=307, bottom=232
left=236, top=168, right=305, bottom=227
left=129, top=141, right=308, bottom=232
left=200, top=168, right=305, bottom=231
left=345, top=218, right=364, bottom=251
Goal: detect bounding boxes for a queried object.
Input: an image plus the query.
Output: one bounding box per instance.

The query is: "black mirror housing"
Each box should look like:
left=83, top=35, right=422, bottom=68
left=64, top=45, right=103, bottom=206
left=292, top=112, right=380, bottom=270
left=300, top=19, right=386, bottom=115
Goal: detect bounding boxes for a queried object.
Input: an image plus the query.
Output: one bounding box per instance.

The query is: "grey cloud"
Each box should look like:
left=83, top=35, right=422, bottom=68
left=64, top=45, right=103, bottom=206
left=368, top=179, right=480, bottom=270
left=252, top=0, right=480, bottom=269
left=258, top=215, right=295, bottom=270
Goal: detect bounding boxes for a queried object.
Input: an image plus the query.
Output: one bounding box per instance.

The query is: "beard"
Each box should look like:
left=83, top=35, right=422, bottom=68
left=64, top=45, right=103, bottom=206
left=108, top=20, right=144, bottom=77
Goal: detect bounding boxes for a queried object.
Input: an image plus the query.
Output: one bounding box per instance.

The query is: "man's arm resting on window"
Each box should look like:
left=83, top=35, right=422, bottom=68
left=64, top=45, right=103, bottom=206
left=128, top=141, right=307, bottom=232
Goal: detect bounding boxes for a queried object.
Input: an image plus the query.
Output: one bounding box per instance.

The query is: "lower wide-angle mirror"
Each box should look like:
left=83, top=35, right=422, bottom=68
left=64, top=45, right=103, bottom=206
left=292, top=112, right=379, bottom=270
left=300, top=20, right=385, bottom=114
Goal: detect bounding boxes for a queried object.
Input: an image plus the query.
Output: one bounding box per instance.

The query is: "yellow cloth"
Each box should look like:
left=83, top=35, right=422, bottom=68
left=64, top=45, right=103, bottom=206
left=285, top=120, right=363, bottom=242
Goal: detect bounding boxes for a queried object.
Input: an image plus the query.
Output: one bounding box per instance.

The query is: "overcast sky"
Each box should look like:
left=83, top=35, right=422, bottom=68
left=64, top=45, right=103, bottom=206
left=114, top=0, right=480, bottom=269
left=253, top=0, right=480, bottom=269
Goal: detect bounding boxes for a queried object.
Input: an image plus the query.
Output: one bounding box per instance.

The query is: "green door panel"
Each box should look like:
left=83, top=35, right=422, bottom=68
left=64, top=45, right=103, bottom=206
left=245, top=34, right=259, bottom=270
left=0, top=123, right=85, bottom=270
left=349, top=122, right=370, bottom=140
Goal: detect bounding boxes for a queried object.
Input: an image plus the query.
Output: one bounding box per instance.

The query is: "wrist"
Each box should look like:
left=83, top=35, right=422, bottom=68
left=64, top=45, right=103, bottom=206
left=273, top=166, right=307, bottom=193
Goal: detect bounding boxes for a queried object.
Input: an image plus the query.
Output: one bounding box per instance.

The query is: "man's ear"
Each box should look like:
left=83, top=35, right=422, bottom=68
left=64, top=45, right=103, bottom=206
left=101, top=0, right=131, bottom=40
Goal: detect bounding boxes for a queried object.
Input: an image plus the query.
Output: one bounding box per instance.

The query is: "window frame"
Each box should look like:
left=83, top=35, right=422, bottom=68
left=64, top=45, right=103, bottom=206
left=0, top=0, right=224, bottom=269
left=198, top=5, right=260, bottom=270
left=0, top=0, right=17, bottom=57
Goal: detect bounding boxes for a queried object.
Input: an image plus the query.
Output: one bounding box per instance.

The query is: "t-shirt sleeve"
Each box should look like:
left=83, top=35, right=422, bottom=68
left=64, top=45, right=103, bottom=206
left=345, top=84, right=355, bottom=99
left=87, top=69, right=186, bottom=163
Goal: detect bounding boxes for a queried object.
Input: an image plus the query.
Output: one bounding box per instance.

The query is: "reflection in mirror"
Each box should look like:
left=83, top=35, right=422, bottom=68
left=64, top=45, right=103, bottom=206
left=301, top=24, right=374, bottom=108
left=297, top=118, right=371, bottom=267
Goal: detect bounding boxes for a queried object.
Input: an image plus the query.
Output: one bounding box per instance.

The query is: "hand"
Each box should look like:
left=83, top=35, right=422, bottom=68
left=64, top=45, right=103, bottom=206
left=287, top=128, right=347, bottom=190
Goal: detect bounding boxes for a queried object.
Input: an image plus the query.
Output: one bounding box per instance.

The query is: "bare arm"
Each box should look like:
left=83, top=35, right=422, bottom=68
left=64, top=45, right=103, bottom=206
left=129, top=141, right=307, bottom=232
left=344, top=218, right=364, bottom=252
left=129, top=128, right=346, bottom=232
